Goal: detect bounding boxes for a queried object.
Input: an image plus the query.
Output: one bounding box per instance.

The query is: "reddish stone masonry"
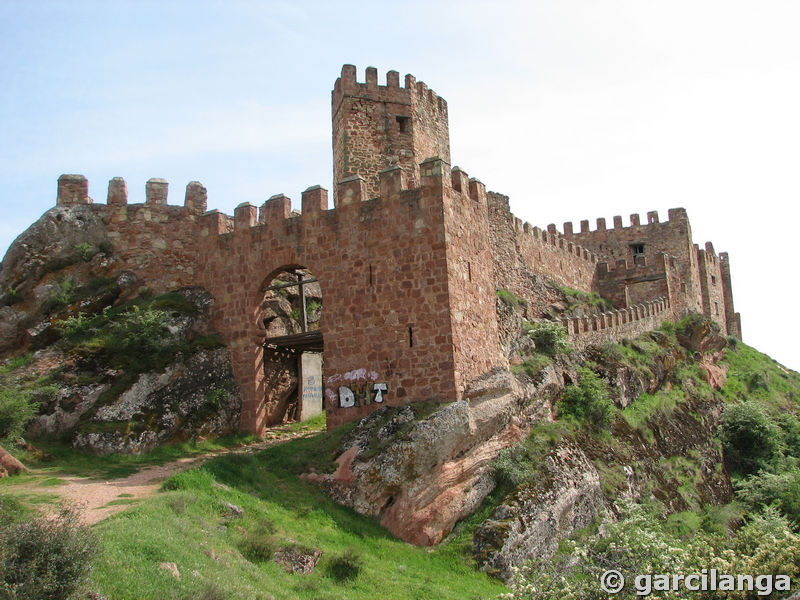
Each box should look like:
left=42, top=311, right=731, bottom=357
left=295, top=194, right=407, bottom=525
left=51, top=65, right=741, bottom=435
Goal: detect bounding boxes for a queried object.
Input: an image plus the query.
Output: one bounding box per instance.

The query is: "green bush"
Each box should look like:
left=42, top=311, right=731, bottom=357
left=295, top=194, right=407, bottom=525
left=526, top=320, right=570, bottom=357
left=718, top=401, right=783, bottom=475
left=75, top=242, right=96, bottom=262
left=737, top=467, right=800, bottom=525
left=493, top=443, right=536, bottom=488
left=325, top=548, right=363, bottom=582
left=0, top=504, right=97, bottom=600
left=238, top=530, right=277, bottom=563
left=43, top=276, right=77, bottom=312
left=0, top=387, right=38, bottom=447
left=506, top=502, right=800, bottom=600
left=97, top=240, right=113, bottom=256
left=557, top=367, right=615, bottom=428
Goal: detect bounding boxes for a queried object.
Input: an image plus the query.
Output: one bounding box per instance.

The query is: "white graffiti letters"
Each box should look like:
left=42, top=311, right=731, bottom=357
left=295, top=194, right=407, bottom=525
left=338, top=382, right=388, bottom=408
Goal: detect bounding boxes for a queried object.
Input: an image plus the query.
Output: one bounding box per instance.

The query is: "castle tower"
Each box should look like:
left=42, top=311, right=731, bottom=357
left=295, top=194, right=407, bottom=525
left=331, top=64, right=451, bottom=203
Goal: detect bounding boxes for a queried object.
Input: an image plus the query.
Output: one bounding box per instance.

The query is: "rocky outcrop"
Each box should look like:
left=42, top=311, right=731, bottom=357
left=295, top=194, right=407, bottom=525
left=0, top=205, right=109, bottom=296
left=72, top=348, right=240, bottom=455
left=307, top=368, right=557, bottom=545
left=473, top=442, right=604, bottom=582
left=0, top=445, right=28, bottom=477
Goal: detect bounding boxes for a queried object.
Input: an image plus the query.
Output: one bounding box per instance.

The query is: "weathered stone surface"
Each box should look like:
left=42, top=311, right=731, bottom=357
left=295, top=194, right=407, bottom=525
left=473, top=442, right=604, bottom=583
left=0, top=205, right=108, bottom=295
left=73, top=348, right=241, bottom=455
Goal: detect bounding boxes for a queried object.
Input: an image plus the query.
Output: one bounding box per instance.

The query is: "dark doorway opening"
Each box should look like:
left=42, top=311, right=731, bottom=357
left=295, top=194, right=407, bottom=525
left=261, top=268, right=323, bottom=424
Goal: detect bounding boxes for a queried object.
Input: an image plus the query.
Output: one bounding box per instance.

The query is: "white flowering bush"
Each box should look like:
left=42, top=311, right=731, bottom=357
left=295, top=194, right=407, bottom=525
left=505, top=503, right=800, bottom=600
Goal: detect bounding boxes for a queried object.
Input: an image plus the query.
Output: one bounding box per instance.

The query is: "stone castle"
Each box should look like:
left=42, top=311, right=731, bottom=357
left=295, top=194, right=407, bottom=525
left=51, top=64, right=740, bottom=435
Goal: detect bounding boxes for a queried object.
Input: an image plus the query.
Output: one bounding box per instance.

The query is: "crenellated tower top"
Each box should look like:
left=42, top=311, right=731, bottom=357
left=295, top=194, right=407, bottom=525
left=332, top=64, right=450, bottom=204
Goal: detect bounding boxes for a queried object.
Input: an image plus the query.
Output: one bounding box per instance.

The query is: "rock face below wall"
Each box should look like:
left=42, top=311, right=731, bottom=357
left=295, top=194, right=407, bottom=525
left=307, top=368, right=555, bottom=545
left=473, top=443, right=604, bottom=582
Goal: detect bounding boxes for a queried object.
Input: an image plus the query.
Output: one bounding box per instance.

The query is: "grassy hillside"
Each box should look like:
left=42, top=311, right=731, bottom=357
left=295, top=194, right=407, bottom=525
left=87, top=423, right=506, bottom=600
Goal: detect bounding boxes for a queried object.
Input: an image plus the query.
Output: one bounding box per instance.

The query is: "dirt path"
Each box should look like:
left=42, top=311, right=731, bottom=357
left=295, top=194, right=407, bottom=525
left=34, top=431, right=313, bottom=525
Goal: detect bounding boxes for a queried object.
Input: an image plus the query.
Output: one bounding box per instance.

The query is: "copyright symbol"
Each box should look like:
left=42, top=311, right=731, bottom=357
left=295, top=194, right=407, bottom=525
left=600, top=570, right=625, bottom=594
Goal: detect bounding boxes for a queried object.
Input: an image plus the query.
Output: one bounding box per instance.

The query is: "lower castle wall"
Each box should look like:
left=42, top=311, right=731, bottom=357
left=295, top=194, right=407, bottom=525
left=559, top=297, right=674, bottom=350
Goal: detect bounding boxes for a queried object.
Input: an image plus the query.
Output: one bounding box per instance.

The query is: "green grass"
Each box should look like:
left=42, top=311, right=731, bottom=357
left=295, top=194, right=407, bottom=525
left=621, top=388, right=684, bottom=430
left=30, top=434, right=260, bottom=480
left=557, top=285, right=613, bottom=313
left=720, top=342, right=800, bottom=409
left=89, top=430, right=507, bottom=600
left=511, top=354, right=551, bottom=379
left=496, top=288, right=527, bottom=308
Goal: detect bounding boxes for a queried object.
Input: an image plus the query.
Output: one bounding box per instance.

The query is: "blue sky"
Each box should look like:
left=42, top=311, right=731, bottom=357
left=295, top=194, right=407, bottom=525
left=1, top=1, right=798, bottom=369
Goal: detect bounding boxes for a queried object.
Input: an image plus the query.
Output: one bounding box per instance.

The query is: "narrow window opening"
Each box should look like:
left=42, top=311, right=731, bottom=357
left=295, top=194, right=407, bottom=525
left=408, top=326, right=413, bottom=348
left=467, top=262, right=472, bottom=282
left=711, top=275, right=716, bottom=285
left=396, top=115, right=410, bottom=133
left=715, top=302, right=720, bottom=316
left=369, top=264, right=373, bottom=286
left=681, top=283, right=686, bottom=293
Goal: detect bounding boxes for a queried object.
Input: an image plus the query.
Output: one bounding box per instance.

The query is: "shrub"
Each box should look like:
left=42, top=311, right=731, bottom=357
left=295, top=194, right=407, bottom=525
left=526, top=320, right=570, bottom=357
left=43, top=276, right=77, bottom=312
left=718, top=401, right=783, bottom=475
left=557, top=367, right=615, bottom=428
left=325, top=548, right=363, bottom=582
left=2, top=287, right=19, bottom=307
left=736, top=467, right=800, bottom=525
left=0, top=504, right=97, bottom=600
left=0, top=387, right=38, bottom=447
left=97, top=240, right=113, bottom=256
left=75, top=242, right=96, bottom=262
left=238, top=520, right=278, bottom=563
left=493, top=443, right=535, bottom=488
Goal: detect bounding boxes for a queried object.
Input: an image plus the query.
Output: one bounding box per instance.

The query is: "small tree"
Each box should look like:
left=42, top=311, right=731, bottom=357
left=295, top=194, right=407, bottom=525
left=527, top=321, right=571, bottom=357
left=557, top=367, right=615, bottom=428
left=718, top=401, right=783, bottom=475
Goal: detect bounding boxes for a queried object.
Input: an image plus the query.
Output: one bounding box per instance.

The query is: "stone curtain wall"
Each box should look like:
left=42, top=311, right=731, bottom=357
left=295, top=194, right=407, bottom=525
left=332, top=65, right=450, bottom=204
left=564, top=209, right=703, bottom=315
left=563, top=209, right=739, bottom=337
left=487, top=193, right=597, bottom=312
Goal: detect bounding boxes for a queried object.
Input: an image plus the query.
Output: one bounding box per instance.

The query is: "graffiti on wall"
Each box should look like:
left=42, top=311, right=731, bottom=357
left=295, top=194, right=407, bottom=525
left=325, top=368, right=388, bottom=409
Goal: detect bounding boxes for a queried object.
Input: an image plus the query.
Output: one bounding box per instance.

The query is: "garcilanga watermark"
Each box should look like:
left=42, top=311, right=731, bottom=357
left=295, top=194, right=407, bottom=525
left=600, top=568, right=792, bottom=596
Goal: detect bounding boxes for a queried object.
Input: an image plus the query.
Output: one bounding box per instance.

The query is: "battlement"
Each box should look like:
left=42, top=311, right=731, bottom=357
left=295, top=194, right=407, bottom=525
left=332, top=64, right=447, bottom=117
left=696, top=241, right=722, bottom=266
left=56, top=175, right=208, bottom=214
left=561, top=207, right=688, bottom=237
